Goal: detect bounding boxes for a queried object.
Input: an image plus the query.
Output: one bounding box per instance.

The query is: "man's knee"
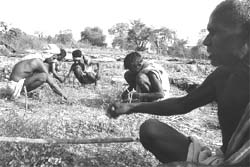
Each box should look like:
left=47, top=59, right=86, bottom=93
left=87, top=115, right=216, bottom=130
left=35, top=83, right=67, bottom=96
left=124, top=71, right=136, bottom=86
left=39, top=73, right=48, bottom=83
left=124, top=71, right=134, bottom=81
left=140, top=119, right=161, bottom=140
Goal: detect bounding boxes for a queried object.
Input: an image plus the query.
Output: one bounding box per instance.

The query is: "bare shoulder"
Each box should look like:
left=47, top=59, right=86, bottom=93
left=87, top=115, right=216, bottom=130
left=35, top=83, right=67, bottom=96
left=22, top=58, right=45, bottom=69
left=147, top=71, right=161, bottom=81
left=29, top=58, right=44, bottom=64
left=206, top=66, right=232, bottom=81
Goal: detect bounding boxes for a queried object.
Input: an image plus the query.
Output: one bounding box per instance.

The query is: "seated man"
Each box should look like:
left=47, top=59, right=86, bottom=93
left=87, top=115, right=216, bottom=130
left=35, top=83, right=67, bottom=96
left=43, top=48, right=67, bottom=83
left=2, top=58, right=67, bottom=100
left=63, top=49, right=100, bottom=86
left=121, top=52, right=170, bottom=102
left=107, top=0, right=250, bottom=166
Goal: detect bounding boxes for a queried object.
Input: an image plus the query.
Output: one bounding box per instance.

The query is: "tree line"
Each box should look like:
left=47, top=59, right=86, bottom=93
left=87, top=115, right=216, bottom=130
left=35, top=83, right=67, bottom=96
left=0, top=20, right=208, bottom=59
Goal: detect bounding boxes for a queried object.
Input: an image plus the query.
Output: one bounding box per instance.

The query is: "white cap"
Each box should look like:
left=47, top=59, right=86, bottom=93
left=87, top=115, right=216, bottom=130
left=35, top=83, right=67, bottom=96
left=43, top=44, right=60, bottom=54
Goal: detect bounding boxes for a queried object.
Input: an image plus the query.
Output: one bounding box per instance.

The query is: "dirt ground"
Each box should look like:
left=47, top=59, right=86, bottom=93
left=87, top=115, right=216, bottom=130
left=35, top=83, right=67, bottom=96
left=0, top=51, right=221, bottom=167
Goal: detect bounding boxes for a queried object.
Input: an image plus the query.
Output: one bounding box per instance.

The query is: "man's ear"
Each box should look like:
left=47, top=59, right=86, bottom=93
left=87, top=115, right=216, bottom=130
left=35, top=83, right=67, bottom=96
left=238, top=32, right=250, bottom=60
left=238, top=43, right=248, bottom=59
left=243, top=32, right=250, bottom=59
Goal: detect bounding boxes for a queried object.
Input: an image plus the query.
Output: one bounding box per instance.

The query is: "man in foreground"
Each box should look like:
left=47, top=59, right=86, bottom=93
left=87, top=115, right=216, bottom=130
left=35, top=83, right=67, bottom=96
left=107, top=0, right=250, bottom=166
left=121, top=51, right=170, bottom=102
left=4, top=58, right=67, bottom=100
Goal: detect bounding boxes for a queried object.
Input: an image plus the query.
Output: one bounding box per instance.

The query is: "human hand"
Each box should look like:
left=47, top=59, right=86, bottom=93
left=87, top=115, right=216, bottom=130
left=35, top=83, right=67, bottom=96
left=59, top=77, right=64, bottom=83
left=106, top=102, right=131, bottom=119
left=121, top=90, right=129, bottom=100
left=62, top=95, right=67, bottom=101
left=132, top=92, right=140, bottom=99
left=121, top=89, right=139, bottom=102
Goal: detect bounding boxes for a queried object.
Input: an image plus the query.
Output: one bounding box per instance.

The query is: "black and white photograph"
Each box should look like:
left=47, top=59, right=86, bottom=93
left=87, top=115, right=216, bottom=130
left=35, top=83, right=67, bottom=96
left=0, top=0, right=249, bottom=166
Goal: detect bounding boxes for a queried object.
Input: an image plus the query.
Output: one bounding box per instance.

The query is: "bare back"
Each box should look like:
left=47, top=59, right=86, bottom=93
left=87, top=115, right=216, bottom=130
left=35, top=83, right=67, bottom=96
left=9, top=58, right=48, bottom=82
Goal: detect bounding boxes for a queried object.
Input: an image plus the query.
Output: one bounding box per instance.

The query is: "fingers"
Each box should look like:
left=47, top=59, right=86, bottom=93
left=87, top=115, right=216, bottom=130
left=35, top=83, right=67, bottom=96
left=106, top=103, right=119, bottom=119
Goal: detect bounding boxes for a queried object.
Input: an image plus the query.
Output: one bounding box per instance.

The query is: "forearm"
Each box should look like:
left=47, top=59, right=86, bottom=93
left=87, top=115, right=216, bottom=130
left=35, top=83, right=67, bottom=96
left=138, top=92, right=165, bottom=101
left=63, top=71, right=71, bottom=82
left=128, top=97, right=188, bottom=116
left=53, top=73, right=63, bottom=82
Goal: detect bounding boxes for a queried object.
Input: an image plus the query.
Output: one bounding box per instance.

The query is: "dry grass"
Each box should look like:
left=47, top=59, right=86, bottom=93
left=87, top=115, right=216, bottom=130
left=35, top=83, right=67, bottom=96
left=0, top=51, right=220, bottom=167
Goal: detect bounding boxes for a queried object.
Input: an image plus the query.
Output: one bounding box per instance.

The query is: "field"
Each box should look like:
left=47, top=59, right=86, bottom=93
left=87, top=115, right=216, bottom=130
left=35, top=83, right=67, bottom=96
left=0, top=49, right=220, bottom=167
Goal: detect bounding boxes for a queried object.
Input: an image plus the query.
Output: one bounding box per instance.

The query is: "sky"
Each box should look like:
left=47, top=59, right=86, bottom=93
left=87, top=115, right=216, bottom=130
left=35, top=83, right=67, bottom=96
left=0, top=0, right=224, bottom=46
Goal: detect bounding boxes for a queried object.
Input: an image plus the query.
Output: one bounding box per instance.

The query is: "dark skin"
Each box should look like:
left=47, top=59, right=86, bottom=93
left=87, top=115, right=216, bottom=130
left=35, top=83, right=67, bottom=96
left=63, top=59, right=85, bottom=83
left=44, top=54, right=65, bottom=83
left=10, top=58, right=67, bottom=99
left=122, top=62, right=165, bottom=102
left=63, top=58, right=100, bottom=85
left=107, top=5, right=250, bottom=163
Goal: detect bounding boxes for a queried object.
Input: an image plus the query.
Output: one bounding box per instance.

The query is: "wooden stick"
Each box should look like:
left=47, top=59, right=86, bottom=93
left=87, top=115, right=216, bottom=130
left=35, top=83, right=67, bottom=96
left=0, top=136, right=139, bottom=144
left=24, top=86, right=28, bottom=111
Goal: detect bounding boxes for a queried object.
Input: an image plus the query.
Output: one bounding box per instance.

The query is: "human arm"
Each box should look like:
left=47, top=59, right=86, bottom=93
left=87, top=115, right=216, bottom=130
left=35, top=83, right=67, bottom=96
left=62, top=65, right=73, bottom=83
left=46, top=74, right=67, bottom=100
left=121, top=85, right=136, bottom=101
left=31, top=59, right=68, bottom=100
left=107, top=70, right=217, bottom=118
left=51, top=62, right=64, bottom=83
left=134, top=71, right=165, bottom=101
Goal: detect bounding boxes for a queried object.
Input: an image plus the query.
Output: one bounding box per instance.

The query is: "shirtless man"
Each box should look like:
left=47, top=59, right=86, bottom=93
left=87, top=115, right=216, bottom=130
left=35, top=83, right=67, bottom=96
left=43, top=48, right=66, bottom=83
left=107, top=0, right=250, bottom=166
left=6, top=58, right=67, bottom=100
left=63, top=49, right=100, bottom=86
left=121, top=51, right=170, bottom=102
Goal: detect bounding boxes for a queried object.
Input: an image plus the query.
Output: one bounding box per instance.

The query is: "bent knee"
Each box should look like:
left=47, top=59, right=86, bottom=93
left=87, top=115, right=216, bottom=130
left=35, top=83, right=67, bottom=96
left=140, top=119, right=162, bottom=139
left=39, top=73, right=48, bottom=82
left=124, top=71, right=135, bottom=81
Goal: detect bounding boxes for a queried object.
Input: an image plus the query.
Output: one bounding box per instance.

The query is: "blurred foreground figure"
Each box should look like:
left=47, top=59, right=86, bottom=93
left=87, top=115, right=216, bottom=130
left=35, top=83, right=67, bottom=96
left=107, top=0, right=250, bottom=166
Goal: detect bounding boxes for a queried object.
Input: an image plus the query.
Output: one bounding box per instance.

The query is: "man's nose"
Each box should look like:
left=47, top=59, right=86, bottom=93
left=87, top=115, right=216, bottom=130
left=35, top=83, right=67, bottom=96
left=203, top=35, right=210, bottom=46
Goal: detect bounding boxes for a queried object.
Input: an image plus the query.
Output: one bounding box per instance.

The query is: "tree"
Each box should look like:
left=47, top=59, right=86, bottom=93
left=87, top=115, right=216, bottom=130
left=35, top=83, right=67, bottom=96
left=55, top=29, right=73, bottom=45
left=149, top=27, right=176, bottom=54
left=190, top=28, right=209, bottom=59
left=80, top=27, right=106, bottom=47
left=46, top=35, right=54, bottom=43
left=0, top=21, right=16, bottom=44
left=108, top=23, right=129, bottom=49
left=127, top=20, right=152, bottom=51
left=168, top=39, right=189, bottom=58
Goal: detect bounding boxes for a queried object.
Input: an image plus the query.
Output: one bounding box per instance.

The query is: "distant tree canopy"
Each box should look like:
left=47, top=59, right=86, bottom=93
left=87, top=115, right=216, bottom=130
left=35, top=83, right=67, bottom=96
left=190, top=28, right=209, bottom=59
left=108, top=20, right=152, bottom=51
left=0, top=20, right=209, bottom=60
left=168, top=39, right=189, bottom=58
left=149, top=27, right=176, bottom=54
left=127, top=20, right=152, bottom=51
left=108, top=23, right=129, bottom=49
left=55, top=29, right=73, bottom=45
left=0, top=21, right=47, bottom=52
left=108, top=19, right=183, bottom=54
left=80, top=27, right=106, bottom=47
